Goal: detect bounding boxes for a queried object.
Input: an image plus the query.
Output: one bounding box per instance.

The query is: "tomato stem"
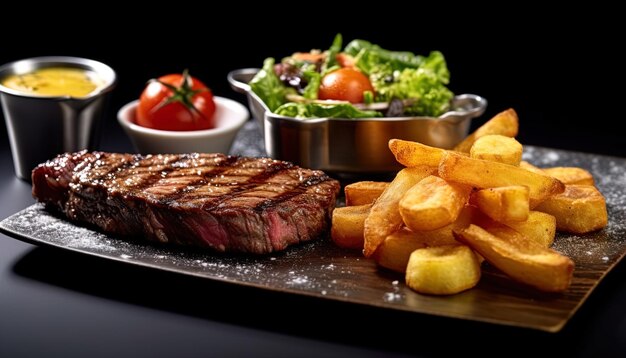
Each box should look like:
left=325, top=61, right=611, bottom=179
left=151, top=69, right=207, bottom=121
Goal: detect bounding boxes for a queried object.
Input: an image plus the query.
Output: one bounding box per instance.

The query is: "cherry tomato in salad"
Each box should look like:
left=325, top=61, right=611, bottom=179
left=136, top=70, right=216, bottom=131
left=318, top=68, right=374, bottom=104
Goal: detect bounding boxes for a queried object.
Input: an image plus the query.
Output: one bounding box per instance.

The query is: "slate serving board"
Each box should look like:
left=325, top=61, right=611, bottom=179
left=1, top=122, right=625, bottom=332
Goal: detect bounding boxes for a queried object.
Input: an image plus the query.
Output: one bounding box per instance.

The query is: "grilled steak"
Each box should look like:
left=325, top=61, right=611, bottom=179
left=32, top=151, right=340, bottom=254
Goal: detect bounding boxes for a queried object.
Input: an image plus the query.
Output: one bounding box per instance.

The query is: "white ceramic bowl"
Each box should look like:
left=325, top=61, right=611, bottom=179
left=117, top=96, right=249, bottom=154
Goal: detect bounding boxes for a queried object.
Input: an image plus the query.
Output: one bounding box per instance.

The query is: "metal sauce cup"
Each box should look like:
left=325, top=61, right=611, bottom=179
left=0, top=56, right=116, bottom=179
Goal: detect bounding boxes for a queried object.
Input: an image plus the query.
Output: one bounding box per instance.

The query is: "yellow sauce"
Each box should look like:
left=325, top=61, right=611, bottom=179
left=1, top=67, right=105, bottom=97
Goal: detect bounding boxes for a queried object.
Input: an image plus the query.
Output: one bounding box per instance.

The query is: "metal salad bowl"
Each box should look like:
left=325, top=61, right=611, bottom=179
left=228, top=68, right=487, bottom=175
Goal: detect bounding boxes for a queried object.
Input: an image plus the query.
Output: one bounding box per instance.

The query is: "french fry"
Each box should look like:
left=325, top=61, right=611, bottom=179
left=414, top=205, right=475, bottom=246
left=535, top=185, right=608, bottom=234
left=388, top=139, right=445, bottom=168
left=402, top=225, right=460, bottom=247
left=543, top=167, right=595, bottom=186
left=475, top=220, right=528, bottom=246
left=345, top=181, right=389, bottom=206
left=377, top=206, right=475, bottom=269
left=399, top=175, right=472, bottom=231
left=375, top=229, right=427, bottom=273
left=519, top=160, right=545, bottom=175
left=469, top=134, right=523, bottom=166
left=438, top=151, right=565, bottom=208
left=363, top=166, right=436, bottom=257
left=331, top=204, right=372, bottom=249
left=454, top=108, right=519, bottom=153
left=454, top=225, right=574, bottom=292
left=503, top=211, right=557, bottom=248
left=405, top=245, right=481, bottom=295
left=471, top=186, right=529, bottom=222
left=471, top=209, right=555, bottom=248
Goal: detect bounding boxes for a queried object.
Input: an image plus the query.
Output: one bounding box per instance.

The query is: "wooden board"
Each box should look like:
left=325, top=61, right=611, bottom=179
left=1, top=146, right=625, bottom=332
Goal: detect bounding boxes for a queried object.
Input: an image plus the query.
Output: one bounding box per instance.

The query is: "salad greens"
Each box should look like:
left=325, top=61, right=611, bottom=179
left=369, top=51, right=453, bottom=117
left=249, top=58, right=293, bottom=112
left=250, top=35, right=455, bottom=119
left=321, top=33, right=342, bottom=75
left=275, top=102, right=381, bottom=119
left=301, top=70, right=321, bottom=100
left=344, top=39, right=425, bottom=73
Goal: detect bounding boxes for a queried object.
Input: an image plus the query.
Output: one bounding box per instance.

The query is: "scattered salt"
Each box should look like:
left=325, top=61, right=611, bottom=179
left=383, top=292, right=402, bottom=303
left=5, top=148, right=626, bottom=310
left=288, top=276, right=309, bottom=285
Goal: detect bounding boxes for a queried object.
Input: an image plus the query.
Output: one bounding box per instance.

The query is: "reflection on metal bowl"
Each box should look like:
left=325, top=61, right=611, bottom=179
left=228, top=68, right=487, bottom=174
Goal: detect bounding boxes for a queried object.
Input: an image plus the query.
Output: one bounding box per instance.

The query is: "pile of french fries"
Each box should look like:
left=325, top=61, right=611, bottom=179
left=331, top=109, right=608, bottom=295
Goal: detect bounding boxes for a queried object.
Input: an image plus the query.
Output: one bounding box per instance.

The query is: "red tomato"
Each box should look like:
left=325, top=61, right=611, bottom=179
left=318, top=68, right=374, bottom=104
left=136, top=70, right=216, bottom=131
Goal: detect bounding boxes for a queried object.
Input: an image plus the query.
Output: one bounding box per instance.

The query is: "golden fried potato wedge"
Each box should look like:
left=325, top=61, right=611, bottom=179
left=535, top=185, right=608, bottom=234
left=454, top=225, right=574, bottom=292
left=388, top=139, right=446, bottom=167
left=471, top=209, right=555, bottom=248
left=469, top=134, right=523, bottom=166
left=331, top=204, right=372, bottom=249
left=378, top=208, right=474, bottom=264
left=345, top=181, right=389, bottom=206
left=438, top=152, right=565, bottom=208
left=404, top=225, right=459, bottom=247
left=519, top=161, right=545, bottom=175
left=363, top=166, right=436, bottom=257
left=503, top=211, right=557, bottom=247
left=399, top=175, right=472, bottom=231
left=381, top=209, right=473, bottom=256
left=375, top=229, right=427, bottom=273
left=471, top=186, right=529, bottom=222
left=477, top=220, right=528, bottom=245
left=543, top=167, right=595, bottom=186
left=405, top=245, right=481, bottom=295
left=454, top=108, right=519, bottom=153
left=411, top=205, right=475, bottom=246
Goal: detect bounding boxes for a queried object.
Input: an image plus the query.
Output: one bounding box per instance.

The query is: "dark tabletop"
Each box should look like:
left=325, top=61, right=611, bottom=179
left=1, top=116, right=625, bottom=358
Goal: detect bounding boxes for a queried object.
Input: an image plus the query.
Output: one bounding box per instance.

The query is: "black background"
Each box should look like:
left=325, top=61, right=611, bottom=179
left=1, top=9, right=626, bottom=358
left=0, top=9, right=623, bottom=158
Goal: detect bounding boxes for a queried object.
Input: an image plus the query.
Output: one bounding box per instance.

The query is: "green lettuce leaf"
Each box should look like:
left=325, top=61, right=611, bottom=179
left=249, top=57, right=288, bottom=112
left=344, top=39, right=424, bottom=74
left=274, top=102, right=382, bottom=119
left=301, top=70, right=321, bottom=100
left=372, top=66, right=454, bottom=117
left=419, top=51, right=450, bottom=84
left=321, top=33, right=342, bottom=75
left=349, top=41, right=453, bottom=117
